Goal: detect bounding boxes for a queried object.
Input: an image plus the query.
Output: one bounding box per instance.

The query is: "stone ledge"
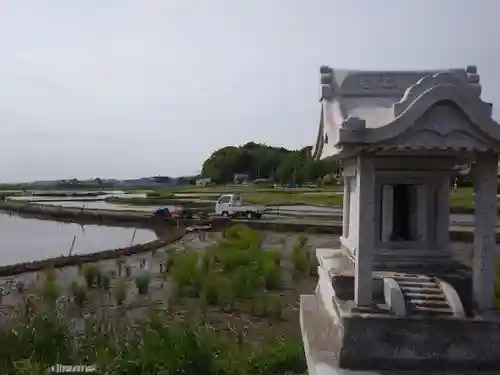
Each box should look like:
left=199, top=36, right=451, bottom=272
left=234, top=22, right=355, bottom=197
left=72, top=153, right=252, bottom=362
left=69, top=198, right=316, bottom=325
left=0, top=229, right=186, bottom=278
left=340, top=313, right=500, bottom=371
left=383, top=278, right=407, bottom=316
left=301, top=293, right=500, bottom=374
left=438, top=279, right=466, bottom=318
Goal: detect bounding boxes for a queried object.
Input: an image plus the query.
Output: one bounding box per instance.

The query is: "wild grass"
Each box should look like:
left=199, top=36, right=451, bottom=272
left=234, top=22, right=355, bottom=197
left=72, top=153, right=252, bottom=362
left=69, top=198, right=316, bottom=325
left=0, top=297, right=305, bottom=375
left=0, top=224, right=316, bottom=374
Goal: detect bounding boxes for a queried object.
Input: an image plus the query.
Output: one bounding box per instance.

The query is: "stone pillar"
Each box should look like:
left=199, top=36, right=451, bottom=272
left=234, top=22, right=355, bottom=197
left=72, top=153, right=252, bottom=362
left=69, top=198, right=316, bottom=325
left=354, top=156, right=375, bottom=307
left=381, top=185, right=393, bottom=242
left=342, top=177, right=350, bottom=239
left=416, top=184, right=428, bottom=242
left=436, top=174, right=450, bottom=250
left=425, top=183, right=437, bottom=248
left=473, top=152, right=497, bottom=311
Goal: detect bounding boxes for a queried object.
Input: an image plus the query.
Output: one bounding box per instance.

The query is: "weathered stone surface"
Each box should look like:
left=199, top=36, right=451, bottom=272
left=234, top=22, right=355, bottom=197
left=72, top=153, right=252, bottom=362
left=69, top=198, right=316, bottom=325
left=301, top=294, right=500, bottom=374
left=305, top=64, right=500, bottom=373
left=340, top=313, right=500, bottom=370
left=46, top=364, right=97, bottom=374
left=313, top=65, right=500, bottom=160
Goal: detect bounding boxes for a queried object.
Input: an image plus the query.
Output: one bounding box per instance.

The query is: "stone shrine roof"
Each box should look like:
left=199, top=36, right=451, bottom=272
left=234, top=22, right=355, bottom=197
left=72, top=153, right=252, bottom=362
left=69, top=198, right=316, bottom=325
left=312, top=65, right=500, bottom=160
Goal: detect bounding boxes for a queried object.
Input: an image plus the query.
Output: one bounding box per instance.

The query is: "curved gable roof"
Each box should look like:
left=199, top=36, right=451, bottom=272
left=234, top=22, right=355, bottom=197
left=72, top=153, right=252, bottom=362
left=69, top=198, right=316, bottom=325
left=312, top=65, right=500, bottom=159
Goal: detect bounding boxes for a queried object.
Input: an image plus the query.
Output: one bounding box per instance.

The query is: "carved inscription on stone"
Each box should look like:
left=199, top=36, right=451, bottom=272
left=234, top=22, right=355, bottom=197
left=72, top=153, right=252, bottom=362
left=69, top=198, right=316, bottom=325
left=360, top=75, right=399, bottom=90
left=340, top=71, right=436, bottom=96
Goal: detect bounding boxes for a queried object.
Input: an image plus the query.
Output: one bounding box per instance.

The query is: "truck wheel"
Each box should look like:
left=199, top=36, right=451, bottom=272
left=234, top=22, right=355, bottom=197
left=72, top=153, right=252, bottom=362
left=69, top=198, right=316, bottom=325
left=222, top=211, right=230, bottom=218
left=254, top=213, right=262, bottom=219
left=246, top=211, right=253, bottom=220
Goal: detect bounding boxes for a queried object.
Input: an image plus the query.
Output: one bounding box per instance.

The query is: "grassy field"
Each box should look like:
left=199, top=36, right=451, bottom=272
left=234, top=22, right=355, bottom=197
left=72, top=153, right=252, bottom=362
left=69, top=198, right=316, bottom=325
left=110, top=188, right=343, bottom=207
left=3, top=183, right=492, bottom=211
left=114, top=186, right=490, bottom=211
left=105, top=195, right=214, bottom=209
left=0, top=225, right=318, bottom=374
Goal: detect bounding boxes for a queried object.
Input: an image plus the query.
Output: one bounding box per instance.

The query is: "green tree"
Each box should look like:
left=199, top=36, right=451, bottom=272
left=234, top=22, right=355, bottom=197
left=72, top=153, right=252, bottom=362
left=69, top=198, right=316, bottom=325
left=201, top=142, right=330, bottom=185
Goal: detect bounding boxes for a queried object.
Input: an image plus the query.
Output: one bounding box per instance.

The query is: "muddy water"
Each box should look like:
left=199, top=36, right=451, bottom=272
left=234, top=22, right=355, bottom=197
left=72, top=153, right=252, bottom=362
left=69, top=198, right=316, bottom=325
left=0, top=213, right=157, bottom=265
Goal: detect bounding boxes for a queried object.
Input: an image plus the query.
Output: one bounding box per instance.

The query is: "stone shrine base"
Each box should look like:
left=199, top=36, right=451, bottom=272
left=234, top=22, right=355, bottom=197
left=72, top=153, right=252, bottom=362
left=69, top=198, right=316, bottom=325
left=300, top=294, right=500, bottom=375
left=300, top=248, right=500, bottom=373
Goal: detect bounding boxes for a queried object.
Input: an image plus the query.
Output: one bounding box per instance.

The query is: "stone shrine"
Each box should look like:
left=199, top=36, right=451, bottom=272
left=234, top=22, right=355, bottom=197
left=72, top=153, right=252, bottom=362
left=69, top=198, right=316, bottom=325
left=300, top=65, right=500, bottom=373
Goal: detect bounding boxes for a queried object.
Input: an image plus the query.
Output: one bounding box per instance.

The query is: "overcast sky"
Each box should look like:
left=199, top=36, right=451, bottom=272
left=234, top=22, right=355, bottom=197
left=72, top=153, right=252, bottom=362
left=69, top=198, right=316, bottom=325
left=1, top=0, right=499, bottom=182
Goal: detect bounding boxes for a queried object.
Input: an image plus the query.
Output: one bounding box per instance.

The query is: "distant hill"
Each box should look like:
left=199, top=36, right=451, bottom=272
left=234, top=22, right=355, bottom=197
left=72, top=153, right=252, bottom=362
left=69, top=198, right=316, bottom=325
left=201, top=142, right=337, bottom=184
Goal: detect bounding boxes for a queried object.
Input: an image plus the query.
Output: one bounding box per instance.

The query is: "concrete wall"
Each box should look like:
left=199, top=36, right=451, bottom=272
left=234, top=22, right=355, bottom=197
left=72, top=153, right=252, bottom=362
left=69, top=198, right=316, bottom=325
left=339, top=314, right=500, bottom=370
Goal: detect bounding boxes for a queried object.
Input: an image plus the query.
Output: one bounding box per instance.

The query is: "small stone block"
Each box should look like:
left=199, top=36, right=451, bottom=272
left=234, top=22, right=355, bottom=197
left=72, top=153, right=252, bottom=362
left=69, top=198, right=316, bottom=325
left=46, top=364, right=97, bottom=374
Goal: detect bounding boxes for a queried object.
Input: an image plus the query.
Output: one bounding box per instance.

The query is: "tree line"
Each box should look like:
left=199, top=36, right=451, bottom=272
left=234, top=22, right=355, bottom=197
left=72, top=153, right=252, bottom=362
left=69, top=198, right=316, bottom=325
left=201, top=142, right=339, bottom=185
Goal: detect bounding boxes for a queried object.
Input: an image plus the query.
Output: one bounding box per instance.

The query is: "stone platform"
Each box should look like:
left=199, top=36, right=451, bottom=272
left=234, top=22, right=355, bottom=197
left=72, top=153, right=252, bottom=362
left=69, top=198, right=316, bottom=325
left=300, top=294, right=500, bottom=375
left=302, top=248, right=500, bottom=372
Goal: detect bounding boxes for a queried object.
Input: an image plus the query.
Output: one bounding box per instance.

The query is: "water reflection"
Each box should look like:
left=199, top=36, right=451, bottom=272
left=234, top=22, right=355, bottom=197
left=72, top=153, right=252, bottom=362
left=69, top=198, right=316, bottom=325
left=0, top=213, right=157, bottom=265
left=25, top=200, right=158, bottom=212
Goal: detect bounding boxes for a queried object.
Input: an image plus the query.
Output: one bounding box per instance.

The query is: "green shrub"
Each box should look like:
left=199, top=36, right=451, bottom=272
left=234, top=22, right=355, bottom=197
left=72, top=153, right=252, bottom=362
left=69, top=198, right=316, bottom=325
left=99, top=273, right=110, bottom=289
left=251, top=291, right=269, bottom=316
left=267, top=248, right=282, bottom=266
left=266, top=295, right=283, bottom=320
left=261, top=261, right=281, bottom=290
left=232, top=266, right=263, bottom=299
left=113, top=279, right=128, bottom=305
left=82, top=263, right=101, bottom=288
left=308, top=250, right=319, bottom=277
left=43, top=266, right=57, bottom=284
left=297, top=234, right=308, bottom=248
left=217, top=279, right=237, bottom=312
left=165, top=247, right=179, bottom=272
left=170, top=251, right=199, bottom=292
left=224, top=223, right=262, bottom=249
left=200, top=275, right=220, bottom=306
left=200, top=251, right=214, bottom=274
left=41, top=278, right=59, bottom=305
left=291, top=243, right=309, bottom=274
left=135, top=274, right=151, bottom=295
left=0, top=268, right=307, bottom=375
left=70, top=282, right=87, bottom=308
left=249, top=335, right=307, bottom=375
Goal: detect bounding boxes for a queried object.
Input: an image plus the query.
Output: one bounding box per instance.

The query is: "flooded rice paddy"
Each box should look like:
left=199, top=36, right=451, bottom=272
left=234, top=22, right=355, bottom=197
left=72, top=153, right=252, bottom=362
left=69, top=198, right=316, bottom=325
left=0, top=189, right=485, bottom=268
left=0, top=213, right=156, bottom=265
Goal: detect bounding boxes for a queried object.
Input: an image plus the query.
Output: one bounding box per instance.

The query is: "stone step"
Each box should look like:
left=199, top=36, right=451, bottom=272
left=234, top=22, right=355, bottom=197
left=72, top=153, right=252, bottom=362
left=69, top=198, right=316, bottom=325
left=404, top=292, right=446, bottom=300
left=408, top=299, right=449, bottom=307
left=393, top=277, right=433, bottom=283
left=391, top=273, right=453, bottom=317
left=410, top=305, right=453, bottom=315
left=376, top=257, right=452, bottom=263
left=400, top=286, right=442, bottom=294
left=397, top=280, right=436, bottom=287
left=393, top=274, right=432, bottom=280
left=373, top=250, right=452, bottom=260
left=374, top=261, right=455, bottom=269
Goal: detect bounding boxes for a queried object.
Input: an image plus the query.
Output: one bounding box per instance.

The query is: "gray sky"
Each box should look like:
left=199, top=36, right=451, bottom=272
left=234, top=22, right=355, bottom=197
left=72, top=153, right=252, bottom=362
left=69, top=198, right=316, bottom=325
left=1, top=0, right=499, bottom=182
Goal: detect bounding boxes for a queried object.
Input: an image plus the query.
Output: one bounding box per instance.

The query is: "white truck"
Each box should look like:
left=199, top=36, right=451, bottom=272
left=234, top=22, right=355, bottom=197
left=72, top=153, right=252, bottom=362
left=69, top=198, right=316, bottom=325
left=214, top=194, right=266, bottom=219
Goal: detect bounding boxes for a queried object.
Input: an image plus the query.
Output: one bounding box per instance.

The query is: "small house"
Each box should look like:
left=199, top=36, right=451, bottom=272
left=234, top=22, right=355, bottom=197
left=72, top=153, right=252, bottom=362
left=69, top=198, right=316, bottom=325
left=233, top=173, right=249, bottom=184
left=195, top=178, right=212, bottom=187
